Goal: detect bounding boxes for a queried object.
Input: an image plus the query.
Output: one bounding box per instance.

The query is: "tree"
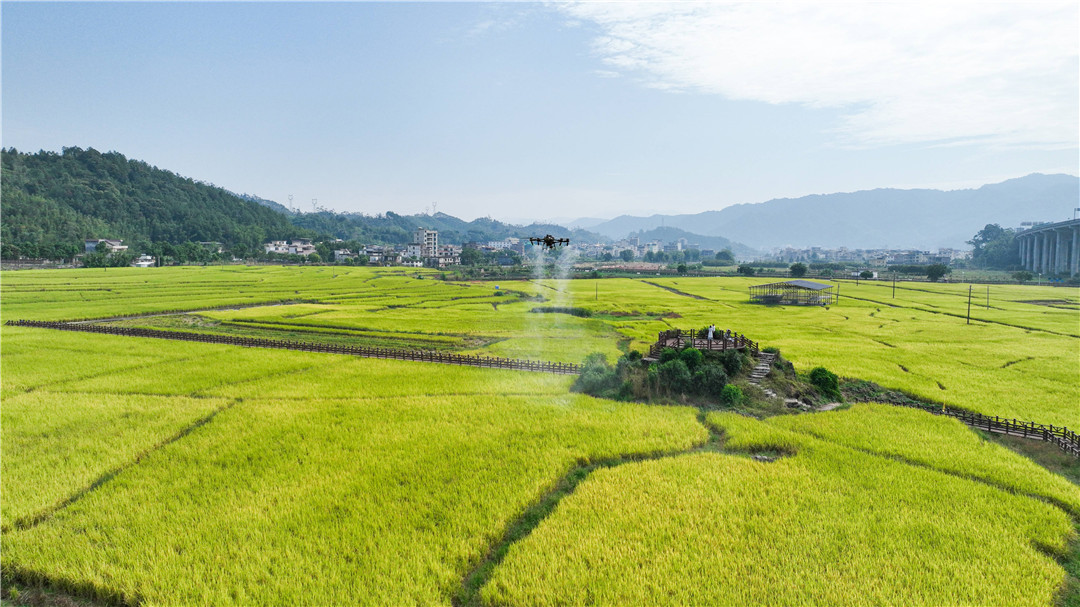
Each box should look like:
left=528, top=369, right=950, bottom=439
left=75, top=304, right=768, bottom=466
left=789, top=262, right=807, bottom=277
left=926, top=264, right=949, bottom=282
left=460, top=247, right=483, bottom=266
left=715, top=249, right=735, bottom=264
left=307, top=252, right=322, bottom=264
left=968, top=224, right=1020, bottom=269
left=619, top=249, right=634, bottom=262
left=737, top=264, right=755, bottom=276
left=601, top=252, right=614, bottom=262
left=860, top=270, right=874, bottom=279
left=677, top=263, right=688, bottom=273
left=1012, top=270, right=1033, bottom=282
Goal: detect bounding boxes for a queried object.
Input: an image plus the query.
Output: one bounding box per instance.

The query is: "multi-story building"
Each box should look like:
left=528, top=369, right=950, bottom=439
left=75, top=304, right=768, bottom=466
left=413, top=228, right=438, bottom=258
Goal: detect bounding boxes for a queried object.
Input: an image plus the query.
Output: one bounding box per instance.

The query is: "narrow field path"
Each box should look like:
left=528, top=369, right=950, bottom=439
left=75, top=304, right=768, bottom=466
left=7, top=320, right=582, bottom=375
left=8, top=398, right=242, bottom=533
left=453, top=413, right=724, bottom=607
left=838, top=293, right=1080, bottom=338
left=62, top=299, right=315, bottom=324
left=640, top=280, right=712, bottom=300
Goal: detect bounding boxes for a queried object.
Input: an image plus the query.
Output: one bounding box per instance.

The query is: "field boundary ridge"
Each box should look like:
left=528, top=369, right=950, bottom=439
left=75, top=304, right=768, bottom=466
left=6, top=319, right=583, bottom=375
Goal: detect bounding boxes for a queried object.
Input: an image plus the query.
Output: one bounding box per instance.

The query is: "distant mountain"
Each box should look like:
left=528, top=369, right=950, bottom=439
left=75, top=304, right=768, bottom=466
left=563, top=217, right=609, bottom=230
left=585, top=174, right=1080, bottom=250
left=628, top=227, right=758, bottom=259
left=1, top=147, right=306, bottom=258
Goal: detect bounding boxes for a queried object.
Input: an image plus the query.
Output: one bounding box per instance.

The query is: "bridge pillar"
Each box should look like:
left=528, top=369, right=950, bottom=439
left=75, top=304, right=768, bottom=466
left=1032, top=233, right=1041, bottom=273
left=1067, top=224, right=1075, bottom=276
left=1032, top=232, right=1041, bottom=273
left=1043, top=232, right=1053, bottom=274
left=1057, top=229, right=1066, bottom=274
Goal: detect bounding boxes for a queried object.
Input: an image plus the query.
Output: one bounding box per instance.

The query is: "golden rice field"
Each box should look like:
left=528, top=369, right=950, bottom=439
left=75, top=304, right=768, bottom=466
left=485, top=409, right=1079, bottom=606
left=1, top=265, right=1077, bottom=605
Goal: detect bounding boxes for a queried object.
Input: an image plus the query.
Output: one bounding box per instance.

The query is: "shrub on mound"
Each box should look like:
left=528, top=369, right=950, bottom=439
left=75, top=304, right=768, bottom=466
left=679, top=347, right=704, bottom=371
left=658, top=360, right=693, bottom=395
left=808, top=367, right=840, bottom=400
left=720, top=384, right=744, bottom=406
left=710, top=350, right=750, bottom=377
left=694, top=365, right=728, bottom=399
left=572, top=353, right=621, bottom=397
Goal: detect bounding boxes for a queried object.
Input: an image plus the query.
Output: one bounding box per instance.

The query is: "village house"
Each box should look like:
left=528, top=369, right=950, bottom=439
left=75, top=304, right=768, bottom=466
left=85, top=239, right=127, bottom=253
left=132, top=254, right=155, bottom=268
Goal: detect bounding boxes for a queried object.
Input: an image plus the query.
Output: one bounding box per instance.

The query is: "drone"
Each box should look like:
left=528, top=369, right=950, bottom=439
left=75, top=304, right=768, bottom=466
left=529, top=234, right=570, bottom=250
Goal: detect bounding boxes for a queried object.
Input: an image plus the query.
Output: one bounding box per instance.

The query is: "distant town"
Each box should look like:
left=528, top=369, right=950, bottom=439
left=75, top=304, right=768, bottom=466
left=67, top=223, right=1080, bottom=286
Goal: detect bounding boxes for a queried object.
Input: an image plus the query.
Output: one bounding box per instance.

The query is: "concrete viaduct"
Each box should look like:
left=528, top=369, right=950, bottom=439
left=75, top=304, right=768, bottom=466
left=1015, top=218, right=1080, bottom=277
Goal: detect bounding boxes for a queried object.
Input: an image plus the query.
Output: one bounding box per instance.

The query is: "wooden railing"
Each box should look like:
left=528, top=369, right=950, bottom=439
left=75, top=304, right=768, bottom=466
left=6, top=320, right=582, bottom=375
left=893, top=400, right=1079, bottom=458
left=12, top=319, right=1074, bottom=456
left=649, top=328, right=759, bottom=357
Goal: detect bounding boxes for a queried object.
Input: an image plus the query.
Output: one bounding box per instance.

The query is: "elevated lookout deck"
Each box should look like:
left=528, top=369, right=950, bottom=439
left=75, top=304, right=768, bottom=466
left=645, top=328, right=759, bottom=361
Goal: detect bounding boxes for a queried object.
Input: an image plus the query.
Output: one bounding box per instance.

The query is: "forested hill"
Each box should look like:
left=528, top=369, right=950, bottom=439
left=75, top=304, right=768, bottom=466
left=1, top=147, right=306, bottom=259
left=1, top=147, right=605, bottom=258
left=291, top=210, right=604, bottom=246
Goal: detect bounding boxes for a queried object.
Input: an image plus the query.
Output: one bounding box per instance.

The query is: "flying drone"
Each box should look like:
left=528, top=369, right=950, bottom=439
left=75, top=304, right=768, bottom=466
left=529, top=234, right=570, bottom=250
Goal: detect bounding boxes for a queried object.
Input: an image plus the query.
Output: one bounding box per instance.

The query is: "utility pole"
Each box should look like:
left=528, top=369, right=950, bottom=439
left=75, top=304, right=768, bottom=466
left=966, top=285, right=972, bottom=325
left=892, top=274, right=896, bottom=298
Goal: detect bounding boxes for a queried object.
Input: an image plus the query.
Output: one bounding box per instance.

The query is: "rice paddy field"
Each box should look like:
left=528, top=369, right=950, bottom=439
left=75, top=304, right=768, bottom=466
left=2, top=265, right=1078, bottom=605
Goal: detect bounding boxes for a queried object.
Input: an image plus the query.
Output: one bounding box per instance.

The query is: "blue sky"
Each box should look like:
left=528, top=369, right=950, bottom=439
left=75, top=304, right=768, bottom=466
left=3, top=2, right=1077, bottom=222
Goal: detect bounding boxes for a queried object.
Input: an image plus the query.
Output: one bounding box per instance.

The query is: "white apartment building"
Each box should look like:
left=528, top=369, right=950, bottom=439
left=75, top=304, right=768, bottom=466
left=414, top=228, right=438, bottom=258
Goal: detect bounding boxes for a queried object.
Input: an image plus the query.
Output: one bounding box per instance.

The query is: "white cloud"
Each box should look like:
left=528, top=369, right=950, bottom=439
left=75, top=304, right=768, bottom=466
left=560, top=2, right=1078, bottom=149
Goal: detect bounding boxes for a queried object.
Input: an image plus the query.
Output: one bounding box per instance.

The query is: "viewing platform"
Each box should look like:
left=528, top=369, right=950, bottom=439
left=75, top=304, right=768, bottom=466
left=646, top=328, right=759, bottom=361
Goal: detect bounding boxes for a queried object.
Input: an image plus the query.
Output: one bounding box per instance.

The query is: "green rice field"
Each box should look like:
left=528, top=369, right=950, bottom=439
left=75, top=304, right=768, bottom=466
left=2, top=265, right=1077, bottom=605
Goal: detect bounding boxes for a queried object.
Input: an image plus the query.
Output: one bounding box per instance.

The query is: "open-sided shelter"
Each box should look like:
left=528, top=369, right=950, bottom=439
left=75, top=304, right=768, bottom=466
left=749, top=280, right=835, bottom=305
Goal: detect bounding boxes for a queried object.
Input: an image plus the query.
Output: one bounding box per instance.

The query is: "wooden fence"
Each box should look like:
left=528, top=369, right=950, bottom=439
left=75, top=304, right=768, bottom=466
left=894, top=400, right=1079, bottom=458
left=6, top=320, right=582, bottom=375
left=648, top=328, right=759, bottom=359
left=9, top=319, right=1076, bottom=457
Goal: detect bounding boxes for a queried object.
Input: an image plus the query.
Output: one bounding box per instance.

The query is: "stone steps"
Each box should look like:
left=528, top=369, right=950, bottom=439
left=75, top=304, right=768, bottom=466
left=749, top=352, right=778, bottom=398
left=748, top=352, right=775, bottom=385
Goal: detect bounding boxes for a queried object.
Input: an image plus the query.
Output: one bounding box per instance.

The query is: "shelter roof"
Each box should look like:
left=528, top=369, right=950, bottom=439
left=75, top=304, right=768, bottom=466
left=756, top=280, right=834, bottom=291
